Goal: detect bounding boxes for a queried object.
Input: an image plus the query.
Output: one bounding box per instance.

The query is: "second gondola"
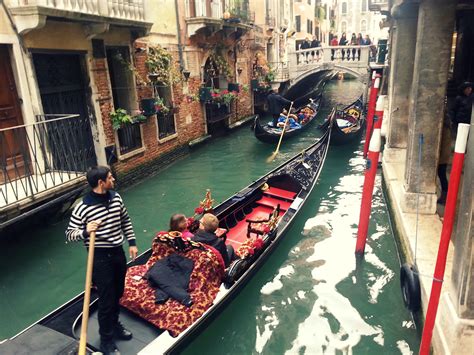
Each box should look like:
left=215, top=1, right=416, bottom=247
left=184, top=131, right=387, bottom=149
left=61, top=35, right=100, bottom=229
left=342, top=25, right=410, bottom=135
left=319, top=95, right=365, bottom=145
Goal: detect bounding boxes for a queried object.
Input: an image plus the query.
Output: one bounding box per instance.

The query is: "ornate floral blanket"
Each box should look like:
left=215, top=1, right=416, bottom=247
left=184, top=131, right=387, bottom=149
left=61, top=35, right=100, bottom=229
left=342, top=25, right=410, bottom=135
left=120, top=233, right=225, bottom=337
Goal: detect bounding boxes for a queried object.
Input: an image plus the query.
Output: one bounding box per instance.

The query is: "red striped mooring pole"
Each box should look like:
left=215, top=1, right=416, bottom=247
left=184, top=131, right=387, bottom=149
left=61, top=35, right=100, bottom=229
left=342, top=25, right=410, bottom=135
left=363, top=74, right=381, bottom=158
left=355, top=128, right=382, bottom=255
left=373, top=95, right=385, bottom=129
left=419, top=123, right=470, bottom=354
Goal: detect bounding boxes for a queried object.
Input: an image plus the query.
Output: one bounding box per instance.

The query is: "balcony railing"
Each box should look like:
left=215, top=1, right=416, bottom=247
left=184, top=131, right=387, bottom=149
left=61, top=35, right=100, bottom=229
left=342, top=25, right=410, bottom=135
left=6, top=0, right=147, bottom=22
left=185, top=0, right=253, bottom=23
left=265, top=15, right=275, bottom=28
left=368, top=0, right=389, bottom=12
left=1, top=114, right=93, bottom=210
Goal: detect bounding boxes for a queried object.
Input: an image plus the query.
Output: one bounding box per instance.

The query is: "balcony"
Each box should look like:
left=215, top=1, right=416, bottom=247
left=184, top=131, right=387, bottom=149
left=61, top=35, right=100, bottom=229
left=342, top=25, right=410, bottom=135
left=368, top=0, right=389, bottom=12
left=1, top=114, right=93, bottom=228
left=5, top=0, right=152, bottom=35
left=185, top=0, right=253, bottom=37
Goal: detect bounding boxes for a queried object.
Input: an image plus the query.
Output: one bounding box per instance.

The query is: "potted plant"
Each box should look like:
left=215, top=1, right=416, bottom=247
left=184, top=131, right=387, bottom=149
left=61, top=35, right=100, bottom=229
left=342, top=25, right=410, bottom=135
left=140, top=98, right=156, bottom=116
left=228, top=82, right=239, bottom=92
left=199, top=86, right=212, bottom=102
left=154, top=97, right=170, bottom=115
left=110, top=108, right=133, bottom=130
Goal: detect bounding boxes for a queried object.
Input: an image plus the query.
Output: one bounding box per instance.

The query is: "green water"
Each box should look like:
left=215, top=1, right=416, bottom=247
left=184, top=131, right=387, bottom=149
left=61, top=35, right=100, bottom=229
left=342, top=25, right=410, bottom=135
left=0, top=80, right=420, bottom=354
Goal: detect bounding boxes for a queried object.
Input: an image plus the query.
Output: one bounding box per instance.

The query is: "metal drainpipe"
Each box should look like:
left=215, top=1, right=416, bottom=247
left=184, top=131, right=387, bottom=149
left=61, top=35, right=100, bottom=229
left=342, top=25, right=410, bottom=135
left=174, top=0, right=185, bottom=71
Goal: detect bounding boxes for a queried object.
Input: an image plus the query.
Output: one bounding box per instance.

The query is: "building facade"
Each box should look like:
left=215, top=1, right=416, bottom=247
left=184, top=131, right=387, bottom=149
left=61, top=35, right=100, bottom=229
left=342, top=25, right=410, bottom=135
left=0, top=0, right=264, bottom=227
left=376, top=0, right=474, bottom=353
left=336, top=0, right=387, bottom=42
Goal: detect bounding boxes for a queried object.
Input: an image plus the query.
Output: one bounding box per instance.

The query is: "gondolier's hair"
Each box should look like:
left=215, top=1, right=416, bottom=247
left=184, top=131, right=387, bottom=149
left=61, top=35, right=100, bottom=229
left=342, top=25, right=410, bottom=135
left=86, top=166, right=111, bottom=188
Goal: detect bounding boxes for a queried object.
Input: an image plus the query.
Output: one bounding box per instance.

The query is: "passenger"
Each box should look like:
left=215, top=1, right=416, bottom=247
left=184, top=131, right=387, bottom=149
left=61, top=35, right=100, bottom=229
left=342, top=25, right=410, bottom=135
left=169, top=213, right=193, bottom=239
left=191, top=213, right=235, bottom=267
left=277, top=113, right=301, bottom=129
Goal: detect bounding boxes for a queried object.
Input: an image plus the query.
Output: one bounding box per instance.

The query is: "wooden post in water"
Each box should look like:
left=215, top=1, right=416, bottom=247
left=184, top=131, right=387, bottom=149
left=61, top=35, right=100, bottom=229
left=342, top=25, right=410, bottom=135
left=356, top=128, right=382, bottom=255
left=419, top=123, right=470, bottom=354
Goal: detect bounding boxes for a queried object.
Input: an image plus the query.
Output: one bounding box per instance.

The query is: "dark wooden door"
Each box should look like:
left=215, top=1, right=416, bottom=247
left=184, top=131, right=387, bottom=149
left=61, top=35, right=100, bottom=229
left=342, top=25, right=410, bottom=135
left=32, top=52, right=97, bottom=170
left=0, top=45, right=28, bottom=184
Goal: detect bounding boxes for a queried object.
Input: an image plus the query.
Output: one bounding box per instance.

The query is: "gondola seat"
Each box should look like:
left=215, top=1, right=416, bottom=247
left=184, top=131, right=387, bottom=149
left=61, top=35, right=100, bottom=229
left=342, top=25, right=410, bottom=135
left=120, top=233, right=225, bottom=337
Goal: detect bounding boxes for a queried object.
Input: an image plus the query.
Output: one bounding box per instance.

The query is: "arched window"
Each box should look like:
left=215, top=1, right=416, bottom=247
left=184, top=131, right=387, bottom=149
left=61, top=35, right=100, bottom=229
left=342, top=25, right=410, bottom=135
left=341, top=21, right=347, bottom=33
left=361, top=0, right=367, bottom=12
left=361, top=20, right=367, bottom=32
left=341, top=2, right=347, bottom=15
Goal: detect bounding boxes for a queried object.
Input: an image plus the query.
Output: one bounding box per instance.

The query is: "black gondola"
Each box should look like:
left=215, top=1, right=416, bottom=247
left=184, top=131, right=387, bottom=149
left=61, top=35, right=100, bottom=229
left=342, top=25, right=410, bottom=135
left=253, top=94, right=322, bottom=144
left=0, top=114, right=334, bottom=355
left=319, top=95, right=365, bottom=145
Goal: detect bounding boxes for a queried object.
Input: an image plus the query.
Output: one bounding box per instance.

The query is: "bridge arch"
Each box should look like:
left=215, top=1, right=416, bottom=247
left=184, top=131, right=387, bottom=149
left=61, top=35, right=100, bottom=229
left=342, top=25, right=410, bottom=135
left=289, top=63, right=369, bottom=91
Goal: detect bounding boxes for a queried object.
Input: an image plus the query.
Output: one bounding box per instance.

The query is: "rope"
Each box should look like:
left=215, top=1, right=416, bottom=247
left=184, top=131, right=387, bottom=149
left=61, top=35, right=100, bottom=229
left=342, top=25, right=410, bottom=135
left=414, top=133, right=424, bottom=265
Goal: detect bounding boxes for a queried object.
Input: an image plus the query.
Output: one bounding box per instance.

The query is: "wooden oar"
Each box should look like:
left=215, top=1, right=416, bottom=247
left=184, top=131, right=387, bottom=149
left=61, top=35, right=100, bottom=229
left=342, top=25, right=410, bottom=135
left=267, top=102, right=294, bottom=163
left=78, top=230, right=96, bottom=355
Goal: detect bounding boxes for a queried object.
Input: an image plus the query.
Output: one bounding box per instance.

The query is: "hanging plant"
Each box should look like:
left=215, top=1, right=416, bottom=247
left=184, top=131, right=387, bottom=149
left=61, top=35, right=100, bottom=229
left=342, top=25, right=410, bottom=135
left=209, top=45, right=232, bottom=80
left=146, top=45, right=181, bottom=86
left=113, top=52, right=149, bottom=86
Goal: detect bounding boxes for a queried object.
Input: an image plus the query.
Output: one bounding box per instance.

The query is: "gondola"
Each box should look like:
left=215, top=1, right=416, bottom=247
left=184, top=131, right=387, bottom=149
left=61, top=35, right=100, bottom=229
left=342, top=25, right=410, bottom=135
left=319, top=95, right=364, bottom=145
left=253, top=94, right=322, bottom=144
left=0, top=114, right=334, bottom=355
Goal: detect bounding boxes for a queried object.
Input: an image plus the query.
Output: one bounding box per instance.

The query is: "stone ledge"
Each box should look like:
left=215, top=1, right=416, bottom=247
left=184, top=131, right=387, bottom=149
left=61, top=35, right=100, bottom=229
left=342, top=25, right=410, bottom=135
left=382, top=156, right=454, bottom=354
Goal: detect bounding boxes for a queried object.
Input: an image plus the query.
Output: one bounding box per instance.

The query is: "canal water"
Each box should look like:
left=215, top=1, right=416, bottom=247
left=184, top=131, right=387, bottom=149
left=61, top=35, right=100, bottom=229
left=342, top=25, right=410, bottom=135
left=0, top=79, right=420, bottom=354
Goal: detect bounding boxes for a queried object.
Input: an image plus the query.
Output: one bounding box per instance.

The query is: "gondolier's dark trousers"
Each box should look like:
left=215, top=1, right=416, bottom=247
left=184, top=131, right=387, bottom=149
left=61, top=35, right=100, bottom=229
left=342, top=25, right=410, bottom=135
left=272, top=114, right=280, bottom=127
left=92, top=246, right=127, bottom=342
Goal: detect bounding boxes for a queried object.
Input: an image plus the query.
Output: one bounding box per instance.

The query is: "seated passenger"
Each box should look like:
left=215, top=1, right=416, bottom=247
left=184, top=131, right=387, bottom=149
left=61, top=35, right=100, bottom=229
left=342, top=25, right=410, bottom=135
left=169, top=213, right=193, bottom=239
left=278, top=115, right=301, bottom=129
left=191, top=214, right=236, bottom=267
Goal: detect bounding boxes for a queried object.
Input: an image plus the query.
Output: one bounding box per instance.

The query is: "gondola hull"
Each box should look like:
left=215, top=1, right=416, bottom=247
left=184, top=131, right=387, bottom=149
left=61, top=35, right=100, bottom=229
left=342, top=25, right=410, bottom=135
left=319, top=95, right=365, bottom=145
left=253, top=95, right=322, bottom=144
left=1, top=117, right=334, bottom=355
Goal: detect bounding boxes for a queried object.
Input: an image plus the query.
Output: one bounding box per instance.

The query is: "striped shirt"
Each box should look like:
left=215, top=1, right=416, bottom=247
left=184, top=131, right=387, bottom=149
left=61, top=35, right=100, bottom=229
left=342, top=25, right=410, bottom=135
left=66, top=190, right=136, bottom=248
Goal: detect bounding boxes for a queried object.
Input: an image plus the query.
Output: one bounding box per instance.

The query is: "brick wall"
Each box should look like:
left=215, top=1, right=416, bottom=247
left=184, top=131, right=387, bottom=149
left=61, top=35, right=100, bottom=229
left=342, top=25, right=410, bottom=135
left=91, top=40, right=207, bottom=185
left=91, top=29, right=257, bottom=185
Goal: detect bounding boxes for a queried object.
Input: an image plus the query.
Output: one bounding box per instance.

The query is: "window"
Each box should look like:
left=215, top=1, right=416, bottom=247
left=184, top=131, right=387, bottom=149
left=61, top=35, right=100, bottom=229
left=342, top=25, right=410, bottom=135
left=296, top=15, right=301, bottom=32
left=307, top=20, right=313, bottom=34
left=361, top=19, right=367, bottom=32
left=341, top=2, right=347, bottom=14
left=154, top=84, right=176, bottom=139
left=361, top=0, right=367, bottom=12
left=341, top=21, right=347, bottom=33
left=106, top=47, right=143, bottom=155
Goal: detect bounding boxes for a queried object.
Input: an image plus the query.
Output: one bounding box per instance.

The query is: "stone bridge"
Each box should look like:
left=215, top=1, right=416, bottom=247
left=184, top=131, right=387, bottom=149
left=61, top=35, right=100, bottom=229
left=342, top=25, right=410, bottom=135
left=271, top=45, right=372, bottom=95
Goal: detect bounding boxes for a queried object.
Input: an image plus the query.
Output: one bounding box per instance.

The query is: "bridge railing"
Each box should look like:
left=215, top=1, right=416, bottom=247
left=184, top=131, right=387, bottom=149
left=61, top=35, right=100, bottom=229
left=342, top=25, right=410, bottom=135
left=289, top=45, right=371, bottom=79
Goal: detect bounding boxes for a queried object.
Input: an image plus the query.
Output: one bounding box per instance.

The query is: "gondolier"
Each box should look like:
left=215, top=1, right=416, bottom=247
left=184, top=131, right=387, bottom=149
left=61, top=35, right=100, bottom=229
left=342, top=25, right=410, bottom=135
left=267, top=89, right=293, bottom=127
left=66, top=166, right=138, bottom=355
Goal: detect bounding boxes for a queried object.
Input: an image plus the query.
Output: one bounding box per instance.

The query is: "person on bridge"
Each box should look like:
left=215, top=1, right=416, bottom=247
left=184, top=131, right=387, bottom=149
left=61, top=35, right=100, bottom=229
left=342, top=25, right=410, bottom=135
left=356, top=33, right=363, bottom=60
left=300, top=37, right=311, bottom=63
left=267, top=89, right=292, bottom=127
left=311, top=36, right=321, bottom=62
left=339, top=33, right=348, bottom=60
left=350, top=33, right=357, bottom=60
left=66, top=166, right=138, bottom=355
left=330, top=35, right=339, bottom=60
